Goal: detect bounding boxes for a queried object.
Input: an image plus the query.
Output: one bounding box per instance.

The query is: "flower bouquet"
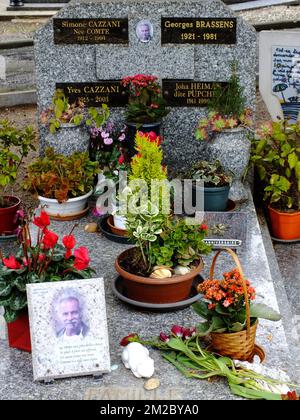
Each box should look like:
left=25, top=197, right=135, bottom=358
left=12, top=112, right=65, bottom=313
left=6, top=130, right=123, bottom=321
left=120, top=325, right=297, bottom=400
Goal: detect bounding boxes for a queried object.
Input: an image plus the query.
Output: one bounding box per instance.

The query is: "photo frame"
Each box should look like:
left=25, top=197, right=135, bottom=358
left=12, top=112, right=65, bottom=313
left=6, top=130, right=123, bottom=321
left=26, top=278, right=111, bottom=381
left=136, top=20, right=154, bottom=43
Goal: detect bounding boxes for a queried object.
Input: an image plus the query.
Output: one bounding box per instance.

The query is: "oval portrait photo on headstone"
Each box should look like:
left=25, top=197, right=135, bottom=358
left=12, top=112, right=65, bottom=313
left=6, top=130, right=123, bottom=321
left=136, top=20, right=153, bottom=43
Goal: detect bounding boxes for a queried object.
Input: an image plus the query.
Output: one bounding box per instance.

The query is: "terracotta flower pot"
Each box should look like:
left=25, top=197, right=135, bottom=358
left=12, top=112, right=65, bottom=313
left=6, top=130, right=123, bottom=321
left=268, top=206, right=300, bottom=240
left=211, top=320, right=258, bottom=361
left=115, top=248, right=204, bottom=304
left=7, top=310, right=31, bottom=352
left=0, top=196, right=20, bottom=235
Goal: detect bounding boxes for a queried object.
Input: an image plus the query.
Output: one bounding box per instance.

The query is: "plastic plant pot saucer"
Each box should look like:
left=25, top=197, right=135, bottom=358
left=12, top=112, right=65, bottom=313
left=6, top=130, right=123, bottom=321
left=98, top=215, right=134, bottom=245
left=111, top=275, right=204, bottom=312
left=271, top=236, right=300, bottom=244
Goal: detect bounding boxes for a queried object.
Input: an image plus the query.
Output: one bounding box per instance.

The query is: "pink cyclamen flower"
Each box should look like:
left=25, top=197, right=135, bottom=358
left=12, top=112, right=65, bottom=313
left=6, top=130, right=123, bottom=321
left=103, top=137, right=113, bottom=145
left=171, top=325, right=183, bottom=337
left=159, top=332, right=170, bottom=343
left=118, top=133, right=126, bottom=141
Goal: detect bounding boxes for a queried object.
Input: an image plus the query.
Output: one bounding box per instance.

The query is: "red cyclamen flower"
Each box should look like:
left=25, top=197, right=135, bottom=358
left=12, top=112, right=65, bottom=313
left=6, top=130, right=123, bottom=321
left=33, top=211, right=50, bottom=229
left=2, top=256, right=22, bottom=270
left=42, top=230, right=59, bottom=249
left=73, top=247, right=90, bottom=270
left=63, top=235, right=76, bottom=258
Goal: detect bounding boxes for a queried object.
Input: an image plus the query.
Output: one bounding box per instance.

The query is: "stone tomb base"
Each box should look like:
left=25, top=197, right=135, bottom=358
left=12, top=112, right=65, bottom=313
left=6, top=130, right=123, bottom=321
left=0, top=191, right=298, bottom=399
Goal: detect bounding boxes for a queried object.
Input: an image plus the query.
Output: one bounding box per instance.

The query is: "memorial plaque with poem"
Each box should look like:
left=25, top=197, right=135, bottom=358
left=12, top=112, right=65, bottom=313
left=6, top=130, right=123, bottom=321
left=53, top=18, right=129, bottom=44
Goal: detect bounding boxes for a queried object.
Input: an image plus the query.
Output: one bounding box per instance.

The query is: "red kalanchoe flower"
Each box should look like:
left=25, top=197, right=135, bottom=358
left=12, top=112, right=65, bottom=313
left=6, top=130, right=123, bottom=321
left=281, top=391, right=300, bottom=400
left=33, top=211, right=50, bottom=230
left=73, top=247, right=90, bottom=270
left=2, top=256, right=22, bottom=270
left=120, top=333, right=139, bottom=347
left=42, top=230, right=59, bottom=249
left=159, top=332, right=170, bottom=343
left=200, top=224, right=208, bottom=231
left=171, top=325, right=183, bottom=337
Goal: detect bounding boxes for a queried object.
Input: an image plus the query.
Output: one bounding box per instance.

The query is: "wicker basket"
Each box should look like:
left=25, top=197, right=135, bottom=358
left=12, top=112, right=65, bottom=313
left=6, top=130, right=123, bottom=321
left=209, top=248, right=258, bottom=361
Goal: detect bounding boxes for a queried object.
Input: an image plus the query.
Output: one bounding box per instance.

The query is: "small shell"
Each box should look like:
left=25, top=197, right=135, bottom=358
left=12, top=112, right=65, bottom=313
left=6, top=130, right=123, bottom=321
left=84, top=223, right=98, bottom=233
left=174, top=266, right=191, bottom=276
left=144, top=378, right=160, bottom=391
left=150, top=268, right=172, bottom=279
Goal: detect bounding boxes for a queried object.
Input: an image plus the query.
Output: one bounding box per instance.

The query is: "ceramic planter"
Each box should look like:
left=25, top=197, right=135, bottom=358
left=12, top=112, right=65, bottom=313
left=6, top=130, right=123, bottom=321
left=44, top=123, right=90, bottom=156
left=192, top=185, right=230, bottom=212
left=115, top=248, right=204, bottom=304
left=268, top=206, right=300, bottom=240
left=0, top=196, right=20, bottom=235
left=38, top=190, right=92, bottom=219
left=7, top=310, right=31, bottom=352
left=125, top=121, right=161, bottom=157
left=205, top=127, right=250, bottom=202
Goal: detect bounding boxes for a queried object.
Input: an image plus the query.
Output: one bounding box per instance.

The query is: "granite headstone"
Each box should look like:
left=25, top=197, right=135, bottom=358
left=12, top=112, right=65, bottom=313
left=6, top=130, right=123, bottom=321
left=35, top=0, right=256, bottom=168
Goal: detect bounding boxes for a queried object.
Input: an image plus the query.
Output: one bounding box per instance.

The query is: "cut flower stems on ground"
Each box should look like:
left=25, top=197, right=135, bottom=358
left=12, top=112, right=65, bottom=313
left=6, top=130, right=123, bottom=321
left=121, top=328, right=299, bottom=400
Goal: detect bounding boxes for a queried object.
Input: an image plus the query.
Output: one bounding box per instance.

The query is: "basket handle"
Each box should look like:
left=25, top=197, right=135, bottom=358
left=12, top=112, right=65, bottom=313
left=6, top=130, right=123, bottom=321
left=209, top=248, right=251, bottom=339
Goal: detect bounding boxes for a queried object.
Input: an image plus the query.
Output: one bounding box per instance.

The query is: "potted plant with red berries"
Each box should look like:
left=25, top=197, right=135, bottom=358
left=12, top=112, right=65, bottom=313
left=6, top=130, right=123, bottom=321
left=0, top=119, right=36, bottom=237
left=121, top=74, right=169, bottom=156
left=0, top=210, right=94, bottom=351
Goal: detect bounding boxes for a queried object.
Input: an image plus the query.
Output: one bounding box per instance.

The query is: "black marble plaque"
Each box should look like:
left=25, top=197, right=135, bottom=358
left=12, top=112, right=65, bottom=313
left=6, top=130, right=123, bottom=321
left=56, top=82, right=128, bottom=107
left=161, top=17, right=236, bottom=44
left=53, top=18, right=129, bottom=44
left=162, top=80, right=227, bottom=107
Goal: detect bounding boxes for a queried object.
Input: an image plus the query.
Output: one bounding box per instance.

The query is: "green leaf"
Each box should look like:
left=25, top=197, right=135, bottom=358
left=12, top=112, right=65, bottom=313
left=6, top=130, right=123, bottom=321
left=4, top=307, right=18, bottom=323
left=13, top=276, right=27, bottom=292
left=167, top=337, right=188, bottom=352
left=295, top=161, right=300, bottom=180
left=10, top=292, right=27, bottom=311
left=0, top=281, right=12, bottom=297
left=230, top=322, right=245, bottom=332
left=250, top=303, right=281, bottom=321
left=0, top=294, right=12, bottom=306
left=288, top=152, right=298, bottom=169
left=192, top=301, right=209, bottom=319
left=197, top=321, right=214, bottom=336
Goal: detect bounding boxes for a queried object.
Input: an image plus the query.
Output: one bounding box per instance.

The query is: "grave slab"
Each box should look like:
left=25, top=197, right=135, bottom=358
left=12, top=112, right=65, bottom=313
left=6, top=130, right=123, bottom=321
left=0, top=191, right=298, bottom=399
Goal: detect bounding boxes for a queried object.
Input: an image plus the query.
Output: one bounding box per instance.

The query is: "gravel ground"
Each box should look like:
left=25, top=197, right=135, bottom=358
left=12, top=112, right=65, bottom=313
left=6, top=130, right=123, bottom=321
left=237, top=4, right=300, bottom=24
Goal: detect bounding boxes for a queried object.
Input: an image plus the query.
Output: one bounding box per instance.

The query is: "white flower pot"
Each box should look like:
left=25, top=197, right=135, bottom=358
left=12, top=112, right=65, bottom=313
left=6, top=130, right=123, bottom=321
left=113, top=214, right=127, bottom=230
left=38, top=190, right=93, bottom=218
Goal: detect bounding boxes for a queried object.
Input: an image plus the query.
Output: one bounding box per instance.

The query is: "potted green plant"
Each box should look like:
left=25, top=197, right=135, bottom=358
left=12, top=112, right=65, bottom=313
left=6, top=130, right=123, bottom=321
left=121, top=74, right=169, bottom=156
left=0, top=210, right=94, bottom=351
left=40, top=89, right=110, bottom=156
left=0, top=119, right=36, bottom=236
left=250, top=119, right=300, bottom=240
left=195, top=62, right=253, bottom=203
left=24, top=148, right=99, bottom=220
left=114, top=131, right=211, bottom=304
left=182, top=160, right=232, bottom=212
